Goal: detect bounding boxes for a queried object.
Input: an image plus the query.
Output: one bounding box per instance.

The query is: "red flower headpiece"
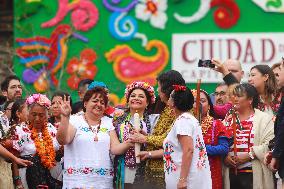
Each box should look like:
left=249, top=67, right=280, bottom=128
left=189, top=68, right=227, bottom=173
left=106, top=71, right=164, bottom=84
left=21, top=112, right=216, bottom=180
left=173, top=85, right=186, bottom=92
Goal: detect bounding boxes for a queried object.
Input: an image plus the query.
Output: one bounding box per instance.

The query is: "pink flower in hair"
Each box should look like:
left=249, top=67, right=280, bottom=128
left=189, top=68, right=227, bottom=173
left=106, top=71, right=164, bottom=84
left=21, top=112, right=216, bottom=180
left=26, top=94, right=51, bottom=109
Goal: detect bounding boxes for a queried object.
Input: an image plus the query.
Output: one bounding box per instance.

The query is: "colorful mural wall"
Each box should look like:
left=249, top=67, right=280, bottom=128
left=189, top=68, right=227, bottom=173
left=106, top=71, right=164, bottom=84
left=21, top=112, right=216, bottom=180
left=14, top=0, right=284, bottom=103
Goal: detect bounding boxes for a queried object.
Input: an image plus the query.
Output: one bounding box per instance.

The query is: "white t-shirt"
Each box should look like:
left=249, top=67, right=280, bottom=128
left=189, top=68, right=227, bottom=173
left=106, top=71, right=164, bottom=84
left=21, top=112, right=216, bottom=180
left=163, top=112, right=212, bottom=189
left=63, top=114, right=114, bottom=189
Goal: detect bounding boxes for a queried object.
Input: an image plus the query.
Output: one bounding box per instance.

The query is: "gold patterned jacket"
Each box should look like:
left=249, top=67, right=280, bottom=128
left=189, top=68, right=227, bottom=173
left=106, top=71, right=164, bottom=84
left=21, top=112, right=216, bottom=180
left=144, top=106, right=175, bottom=186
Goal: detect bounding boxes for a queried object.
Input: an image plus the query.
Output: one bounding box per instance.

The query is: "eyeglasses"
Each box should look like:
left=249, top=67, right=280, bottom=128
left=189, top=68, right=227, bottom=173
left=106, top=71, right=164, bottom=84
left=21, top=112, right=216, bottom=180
left=214, top=91, right=226, bottom=96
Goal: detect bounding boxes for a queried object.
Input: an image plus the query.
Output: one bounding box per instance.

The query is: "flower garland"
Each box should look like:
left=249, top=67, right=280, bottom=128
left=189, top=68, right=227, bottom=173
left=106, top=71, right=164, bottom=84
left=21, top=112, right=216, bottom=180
left=201, top=114, right=213, bottom=136
left=29, top=123, right=56, bottom=169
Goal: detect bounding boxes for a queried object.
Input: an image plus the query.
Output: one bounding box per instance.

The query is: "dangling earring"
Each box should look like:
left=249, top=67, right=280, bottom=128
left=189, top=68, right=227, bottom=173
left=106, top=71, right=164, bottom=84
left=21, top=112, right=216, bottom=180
left=207, top=109, right=210, bottom=116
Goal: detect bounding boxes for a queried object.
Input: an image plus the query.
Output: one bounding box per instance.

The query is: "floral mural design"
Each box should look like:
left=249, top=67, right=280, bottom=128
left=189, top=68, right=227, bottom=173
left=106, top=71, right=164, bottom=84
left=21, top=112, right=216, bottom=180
left=135, top=0, right=168, bottom=29
left=66, top=48, right=97, bottom=90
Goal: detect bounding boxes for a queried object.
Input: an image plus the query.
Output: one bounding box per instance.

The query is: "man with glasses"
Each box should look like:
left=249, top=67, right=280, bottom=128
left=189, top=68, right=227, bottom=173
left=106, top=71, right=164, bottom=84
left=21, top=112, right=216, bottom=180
left=214, top=83, right=229, bottom=106
left=0, top=75, right=22, bottom=188
left=0, top=75, right=23, bottom=111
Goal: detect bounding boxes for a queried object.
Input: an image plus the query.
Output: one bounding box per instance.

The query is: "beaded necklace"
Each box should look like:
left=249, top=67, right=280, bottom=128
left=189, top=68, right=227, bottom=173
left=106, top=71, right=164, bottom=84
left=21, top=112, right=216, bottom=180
left=84, top=114, right=101, bottom=142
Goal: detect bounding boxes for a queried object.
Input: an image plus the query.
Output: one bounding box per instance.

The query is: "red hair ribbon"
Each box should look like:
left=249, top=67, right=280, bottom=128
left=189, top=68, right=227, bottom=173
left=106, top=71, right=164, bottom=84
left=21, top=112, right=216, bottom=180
left=173, top=85, right=186, bottom=92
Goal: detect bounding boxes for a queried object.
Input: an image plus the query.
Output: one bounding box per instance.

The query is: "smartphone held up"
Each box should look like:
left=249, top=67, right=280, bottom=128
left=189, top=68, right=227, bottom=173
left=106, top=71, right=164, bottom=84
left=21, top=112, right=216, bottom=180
left=198, top=59, right=215, bottom=68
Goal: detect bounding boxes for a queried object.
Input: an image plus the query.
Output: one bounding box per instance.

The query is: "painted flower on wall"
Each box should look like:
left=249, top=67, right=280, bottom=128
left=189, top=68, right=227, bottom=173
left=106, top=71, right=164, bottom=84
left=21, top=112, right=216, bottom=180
left=135, top=0, right=168, bottom=29
left=66, top=48, right=97, bottom=90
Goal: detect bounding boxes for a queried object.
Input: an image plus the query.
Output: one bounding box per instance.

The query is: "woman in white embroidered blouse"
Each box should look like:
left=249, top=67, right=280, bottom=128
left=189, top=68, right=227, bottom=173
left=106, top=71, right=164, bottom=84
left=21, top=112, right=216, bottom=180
left=57, top=87, right=133, bottom=189
left=164, top=85, right=212, bottom=189
left=12, top=94, right=62, bottom=189
left=138, top=85, right=212, bottom=189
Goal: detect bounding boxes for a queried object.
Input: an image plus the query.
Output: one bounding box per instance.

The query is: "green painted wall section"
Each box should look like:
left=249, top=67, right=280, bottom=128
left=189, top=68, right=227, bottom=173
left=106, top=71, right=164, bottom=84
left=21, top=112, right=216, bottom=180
left=14, top=0, right=284, bottom=102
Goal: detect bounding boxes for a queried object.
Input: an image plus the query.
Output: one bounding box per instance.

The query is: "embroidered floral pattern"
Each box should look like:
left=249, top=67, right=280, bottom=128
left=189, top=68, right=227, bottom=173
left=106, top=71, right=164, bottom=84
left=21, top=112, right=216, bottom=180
left=195, top=135, right=207, bottom=169
left=80, top=127, right=90, bottom=132
left=64, top=167, right=114, bottom=177
left=80, top=126, right=108, bottom=133
left=99, top=128, right=108, bottom=133
left=163, top=142, right=176, bottom=174
left=258, top=92, right=282, bottom=115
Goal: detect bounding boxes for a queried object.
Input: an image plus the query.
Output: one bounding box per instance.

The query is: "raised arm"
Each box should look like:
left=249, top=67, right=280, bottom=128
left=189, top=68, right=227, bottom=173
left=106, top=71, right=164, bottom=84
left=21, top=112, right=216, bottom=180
left=56, top=96, right=76, bottom=145
left=212, top=59, right=239, bottom=85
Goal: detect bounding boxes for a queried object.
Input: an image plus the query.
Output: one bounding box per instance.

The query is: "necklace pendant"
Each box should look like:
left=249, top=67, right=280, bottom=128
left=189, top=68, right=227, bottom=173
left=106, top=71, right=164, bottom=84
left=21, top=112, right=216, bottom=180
left=94, top=135, right=98, bottom=141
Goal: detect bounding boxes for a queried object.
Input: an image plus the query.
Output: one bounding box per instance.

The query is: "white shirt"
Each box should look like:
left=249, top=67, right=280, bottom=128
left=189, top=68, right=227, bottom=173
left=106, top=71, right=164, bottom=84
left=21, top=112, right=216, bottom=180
left=163, top=112, right=212, bottom=189
left=63, top=114, right=114, bottom=189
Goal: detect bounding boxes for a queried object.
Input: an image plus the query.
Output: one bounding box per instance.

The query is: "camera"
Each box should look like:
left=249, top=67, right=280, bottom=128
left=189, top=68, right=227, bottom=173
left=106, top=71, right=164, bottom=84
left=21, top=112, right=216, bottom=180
left=198, top=59, right=215, bottom=68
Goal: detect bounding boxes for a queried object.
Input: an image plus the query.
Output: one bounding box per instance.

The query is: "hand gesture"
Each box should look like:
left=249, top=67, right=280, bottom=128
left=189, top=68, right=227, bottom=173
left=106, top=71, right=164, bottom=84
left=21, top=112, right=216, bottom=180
left=264, top=151, right=272, bottom=165
left=269, top=158, right=279, bottom=173
left=136, top=151, right=150, bottom=161
left=129, top=131, right=146, bottom=144
left=124, top=139, right=135, bottom=148
left=13, top=157, right=32, bottom=167
left=234, top=153, right=251, bottom=166
left=224, top=155, right=236, bottom=168
left=211, top=59, right=229, bottom=76
left=59, top=95, right=72, bottom=117
left=177, top=180, right=187, bottom=189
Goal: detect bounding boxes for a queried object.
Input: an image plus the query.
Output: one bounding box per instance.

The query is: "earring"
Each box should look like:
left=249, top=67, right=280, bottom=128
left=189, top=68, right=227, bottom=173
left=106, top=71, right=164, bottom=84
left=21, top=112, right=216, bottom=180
left=206, top=109, right=210, bottom=116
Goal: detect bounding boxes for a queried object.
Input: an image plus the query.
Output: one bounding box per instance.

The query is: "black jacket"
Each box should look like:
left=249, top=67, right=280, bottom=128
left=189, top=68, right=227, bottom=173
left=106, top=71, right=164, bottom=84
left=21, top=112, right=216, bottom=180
left=272, top=96, right=284, bottom=158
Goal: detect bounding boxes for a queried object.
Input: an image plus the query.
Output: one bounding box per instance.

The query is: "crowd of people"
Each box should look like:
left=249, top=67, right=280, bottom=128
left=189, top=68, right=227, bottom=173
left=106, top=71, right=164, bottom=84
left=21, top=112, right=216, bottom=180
left=0, top=58, right=283, bottom=189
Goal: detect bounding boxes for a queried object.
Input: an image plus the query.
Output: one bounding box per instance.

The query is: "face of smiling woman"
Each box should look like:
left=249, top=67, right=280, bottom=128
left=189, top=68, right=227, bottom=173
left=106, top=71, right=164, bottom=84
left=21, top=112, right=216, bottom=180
left=128, top=88, right=149, bottom=112
left=84, top=93, right=107, bottom=118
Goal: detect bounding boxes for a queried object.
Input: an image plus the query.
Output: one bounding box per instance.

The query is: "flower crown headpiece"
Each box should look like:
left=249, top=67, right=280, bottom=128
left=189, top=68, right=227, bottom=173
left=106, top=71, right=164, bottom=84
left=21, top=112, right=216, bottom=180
left=26, top=94, right=51, bottom=109
left=88, top=81, right=108, bottom=91
left=125, top=81, right=156, bottom=104
left=173, top=85, right=186, bottom=92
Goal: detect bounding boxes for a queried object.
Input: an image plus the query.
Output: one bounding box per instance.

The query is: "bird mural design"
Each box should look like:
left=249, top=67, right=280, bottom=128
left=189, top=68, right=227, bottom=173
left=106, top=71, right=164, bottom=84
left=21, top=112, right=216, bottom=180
left=16, top=24, right=87, bottom=92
